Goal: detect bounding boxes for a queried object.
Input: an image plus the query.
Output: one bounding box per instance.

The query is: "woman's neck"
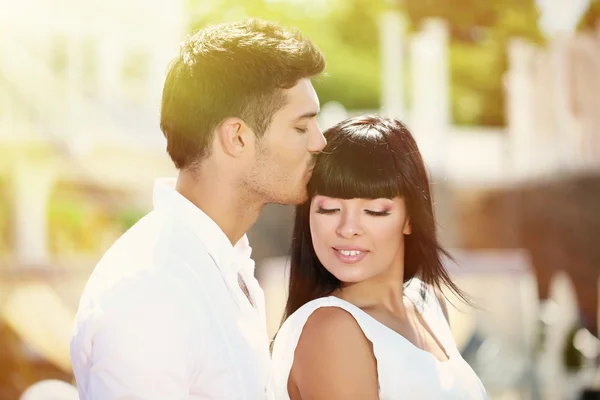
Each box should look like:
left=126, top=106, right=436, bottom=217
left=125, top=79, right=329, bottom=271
left=335, top=269, right=409, bottom=319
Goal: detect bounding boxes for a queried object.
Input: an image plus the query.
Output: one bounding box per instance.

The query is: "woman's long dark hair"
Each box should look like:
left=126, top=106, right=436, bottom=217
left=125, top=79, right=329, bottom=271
left=283, top=114, right=469, bottom=321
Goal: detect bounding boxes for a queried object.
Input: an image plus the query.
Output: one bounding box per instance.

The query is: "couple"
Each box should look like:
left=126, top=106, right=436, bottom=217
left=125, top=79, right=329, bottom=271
left=70, top=19, right=487, bottom=399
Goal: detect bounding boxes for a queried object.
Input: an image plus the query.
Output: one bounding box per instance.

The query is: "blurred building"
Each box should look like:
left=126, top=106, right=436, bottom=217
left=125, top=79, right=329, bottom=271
left=0, top=0, right=185, bottom=396
left=0, top=0, right=185, bottom=265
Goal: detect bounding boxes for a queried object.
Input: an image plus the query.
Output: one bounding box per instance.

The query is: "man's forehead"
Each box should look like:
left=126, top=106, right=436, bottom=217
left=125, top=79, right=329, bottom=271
left=282, top=79, right=320, bottom=117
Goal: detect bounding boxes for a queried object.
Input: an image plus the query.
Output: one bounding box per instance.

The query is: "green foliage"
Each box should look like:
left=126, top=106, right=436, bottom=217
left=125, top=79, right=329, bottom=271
left=578, top=0, right=600, bottom=31
left=47, top=185, right=146, bottom=254
left=186, top=0, right=555, bottom=126
left=404, top=0, right=544, bottom=126
left=117, top=208, right=146, bottom=231
left=188, top=0, right=388, bottom=110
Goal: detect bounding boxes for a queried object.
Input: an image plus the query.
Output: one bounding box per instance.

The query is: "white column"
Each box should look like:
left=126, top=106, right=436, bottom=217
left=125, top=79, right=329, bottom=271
left=531, top=49, right=560, bottom=173
left=12, top=159, right=56, bottom=266
left=568, top=34, right=600, bottom=168
left=150, top=0, right=188, bottom=101
left=549, top=35, right=578, bottom=170
left=536, top=0, right=591, bottom=170
left=148, top=50, right=168, bottom=111
left=317, top=101, right=348, bottom=131
left=587, top=31, right=600, bottom=166
left=65, top=36, right=84, bottom=136
left=379, top=10, right=406, bottom=119
left=536, top=0, right=590, bottom=38
left=409, top=18, right=450, bottom=176
left=0, top=74, right=14, bottom=136
left=97, top=34, right=124, bottom=104
left=505, top=39, right=536, bottom=179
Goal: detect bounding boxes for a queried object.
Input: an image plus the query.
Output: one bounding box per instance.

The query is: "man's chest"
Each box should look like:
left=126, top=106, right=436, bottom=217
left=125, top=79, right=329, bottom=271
left=178, top=256, right=271, bottom=399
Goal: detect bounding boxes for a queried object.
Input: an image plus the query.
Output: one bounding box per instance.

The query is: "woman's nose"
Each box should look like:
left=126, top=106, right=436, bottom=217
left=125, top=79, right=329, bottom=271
left=336, top=215, right=363, bottom=238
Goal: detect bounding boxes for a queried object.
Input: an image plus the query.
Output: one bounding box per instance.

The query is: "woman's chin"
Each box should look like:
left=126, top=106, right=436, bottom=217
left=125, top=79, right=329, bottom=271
left=330, top=271, right=368, bottom=285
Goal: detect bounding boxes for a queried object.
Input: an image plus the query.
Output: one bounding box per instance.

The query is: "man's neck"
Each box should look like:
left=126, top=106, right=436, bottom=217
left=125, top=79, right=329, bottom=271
left=175, top=167, right=263, bottom=245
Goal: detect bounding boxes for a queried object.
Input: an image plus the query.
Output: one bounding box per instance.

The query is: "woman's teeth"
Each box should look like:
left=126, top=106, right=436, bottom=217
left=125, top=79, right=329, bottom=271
left=339, top=250, right=362, bottom=256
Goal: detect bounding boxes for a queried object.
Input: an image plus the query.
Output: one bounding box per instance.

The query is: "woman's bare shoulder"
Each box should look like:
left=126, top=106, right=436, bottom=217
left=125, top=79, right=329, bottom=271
left=290, top=306, right=379, bottom=400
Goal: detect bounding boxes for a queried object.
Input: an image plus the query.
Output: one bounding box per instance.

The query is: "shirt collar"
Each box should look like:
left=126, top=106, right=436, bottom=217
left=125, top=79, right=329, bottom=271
left=152, top=177, right=254, bottom=277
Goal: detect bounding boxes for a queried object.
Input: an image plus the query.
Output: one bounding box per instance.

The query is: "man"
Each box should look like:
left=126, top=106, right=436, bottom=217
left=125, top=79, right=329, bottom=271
left=70, top=18, right=326, bottom=399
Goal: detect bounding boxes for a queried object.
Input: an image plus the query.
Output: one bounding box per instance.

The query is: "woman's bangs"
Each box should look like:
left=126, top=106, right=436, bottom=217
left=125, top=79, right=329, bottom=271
left=308, top=138, right=405, bottom=200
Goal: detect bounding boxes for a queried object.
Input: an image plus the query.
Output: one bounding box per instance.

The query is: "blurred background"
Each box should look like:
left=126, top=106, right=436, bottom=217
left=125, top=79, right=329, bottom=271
left=1, top=0, right=600, bottom=399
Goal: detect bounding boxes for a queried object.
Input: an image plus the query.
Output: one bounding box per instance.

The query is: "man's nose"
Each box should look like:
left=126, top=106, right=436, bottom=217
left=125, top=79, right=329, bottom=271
left=308, top=126, right=326, bottom=154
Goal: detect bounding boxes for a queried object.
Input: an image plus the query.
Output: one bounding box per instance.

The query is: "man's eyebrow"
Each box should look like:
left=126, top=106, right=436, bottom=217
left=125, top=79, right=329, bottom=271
left=294, top=110, right=319, bottom=121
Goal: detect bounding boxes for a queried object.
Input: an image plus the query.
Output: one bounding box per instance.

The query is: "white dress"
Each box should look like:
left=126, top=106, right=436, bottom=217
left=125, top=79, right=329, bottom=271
left=267, top=279, right=488, bottom=399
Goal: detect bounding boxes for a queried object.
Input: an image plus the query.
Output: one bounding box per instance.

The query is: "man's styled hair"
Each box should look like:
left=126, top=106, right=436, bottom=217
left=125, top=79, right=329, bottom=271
left=160, top=18, right=326, bottom=169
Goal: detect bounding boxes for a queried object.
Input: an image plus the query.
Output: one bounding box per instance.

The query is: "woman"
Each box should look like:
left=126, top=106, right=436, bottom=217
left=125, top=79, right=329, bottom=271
left=268, top=115, right=487, bottom=399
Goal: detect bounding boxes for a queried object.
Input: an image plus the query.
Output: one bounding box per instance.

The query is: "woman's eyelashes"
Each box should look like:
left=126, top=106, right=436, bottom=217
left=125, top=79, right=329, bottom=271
left=315, top=207, right=390, bottom=216
left=364, top=210, right=391, bottom=216
left=315, top=207, right=338, bottom=215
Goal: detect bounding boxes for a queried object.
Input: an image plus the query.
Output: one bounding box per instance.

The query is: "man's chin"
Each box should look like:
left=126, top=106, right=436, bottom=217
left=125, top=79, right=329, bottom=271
left=291, top=193, right=309, bottom=205
left=292, top=187, right=309, bottom=204
left=271, top=190, right=308, bottom=206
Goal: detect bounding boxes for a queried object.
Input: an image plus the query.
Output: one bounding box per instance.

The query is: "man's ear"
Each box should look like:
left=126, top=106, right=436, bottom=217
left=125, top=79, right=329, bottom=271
left=215, top=117, right=255, bottom=157
left=403, top=217, right=412, bottom=235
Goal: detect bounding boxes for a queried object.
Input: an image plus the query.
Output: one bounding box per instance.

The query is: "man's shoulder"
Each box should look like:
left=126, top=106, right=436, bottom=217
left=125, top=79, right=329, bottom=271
left=91, top=208, right=213, bottom=285
left=75, top=266, right=194, bottom=328
left=76, top=215, right=213, bottom=321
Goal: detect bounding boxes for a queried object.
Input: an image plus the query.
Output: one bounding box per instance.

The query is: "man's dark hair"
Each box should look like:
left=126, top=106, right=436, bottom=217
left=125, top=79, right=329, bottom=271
left=160, top=18, right=326, bottom=169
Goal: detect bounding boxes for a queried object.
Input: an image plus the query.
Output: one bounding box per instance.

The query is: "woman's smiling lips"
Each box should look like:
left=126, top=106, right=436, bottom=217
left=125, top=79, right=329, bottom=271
left=332, top=246, right=369, bottom=264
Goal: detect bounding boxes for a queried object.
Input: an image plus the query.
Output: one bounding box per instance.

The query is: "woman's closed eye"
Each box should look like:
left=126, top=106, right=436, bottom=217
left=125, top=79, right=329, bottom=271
left=315, top=207, right=390, bottom=216
left=315, top=207, right=338, bottom=214
left=365, top=210, right=391, bottom=216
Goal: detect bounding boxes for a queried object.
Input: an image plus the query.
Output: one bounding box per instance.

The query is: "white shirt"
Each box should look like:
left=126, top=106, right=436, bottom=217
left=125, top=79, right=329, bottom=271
left=70, top=178, right=271, bottom=400
left=268, top=279, right=488, bottom=400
